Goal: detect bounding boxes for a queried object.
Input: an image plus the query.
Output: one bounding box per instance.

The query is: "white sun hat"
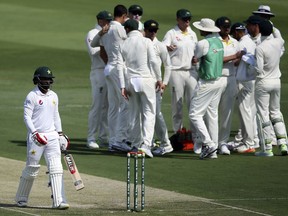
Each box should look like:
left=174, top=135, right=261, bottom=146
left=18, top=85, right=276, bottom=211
left=253, top=5, right=275, bottom=17
left=193, top=18, right=220, bottom=32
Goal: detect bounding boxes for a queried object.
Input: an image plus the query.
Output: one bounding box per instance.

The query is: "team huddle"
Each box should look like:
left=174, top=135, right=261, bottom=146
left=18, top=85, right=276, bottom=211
left=14, top=3, right=287, bottom=210
left=85, top=4, right=287, bottom=159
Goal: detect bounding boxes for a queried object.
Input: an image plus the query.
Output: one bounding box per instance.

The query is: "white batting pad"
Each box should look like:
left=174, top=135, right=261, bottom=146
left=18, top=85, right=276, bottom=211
left=48, top=157, right=64, bottom=207
left=15, top=165, right=40, bottom=203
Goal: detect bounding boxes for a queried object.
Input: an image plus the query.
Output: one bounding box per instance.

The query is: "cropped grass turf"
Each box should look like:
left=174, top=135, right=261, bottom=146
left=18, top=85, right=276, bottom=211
left=1, top=0, right=288, bottom=215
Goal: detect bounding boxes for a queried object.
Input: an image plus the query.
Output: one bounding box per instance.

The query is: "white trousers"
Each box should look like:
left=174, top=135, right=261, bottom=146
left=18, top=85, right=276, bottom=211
left=218, top=76, right=238, bottom=146
left=87, top=68, right=108, bottom=143
left=127, top=77, right=156, bottom=148
left=154, top=91, right=171, bottom=147
left=170, top=69, right=198, bottom=133
left=105, top=66, right=130, bottom=145
left=255, top=78, right=287, bottom=146
left=237, top=80, right=255, bottom=146
left=189, top=78, right=224, bottom=146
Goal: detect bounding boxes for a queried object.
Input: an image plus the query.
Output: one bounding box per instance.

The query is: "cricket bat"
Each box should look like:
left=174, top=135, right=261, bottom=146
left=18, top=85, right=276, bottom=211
left=63, top=151, right=85, bottom=191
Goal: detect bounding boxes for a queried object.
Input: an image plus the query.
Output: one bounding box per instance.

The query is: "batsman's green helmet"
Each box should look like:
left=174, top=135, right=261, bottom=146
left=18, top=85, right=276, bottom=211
left=33, top=66, right=55, bottom=84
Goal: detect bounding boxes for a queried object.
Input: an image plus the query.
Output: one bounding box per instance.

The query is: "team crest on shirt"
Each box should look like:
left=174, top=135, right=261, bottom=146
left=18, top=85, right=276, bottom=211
left=38, top=100, right=43, bottom=105
left=52, top=100, right=56, bottom=105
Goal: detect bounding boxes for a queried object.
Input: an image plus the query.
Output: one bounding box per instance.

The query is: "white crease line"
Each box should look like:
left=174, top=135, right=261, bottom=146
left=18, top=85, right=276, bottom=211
left=0, top=206, right=41, bottom=216
left=202, top=200, right=273, bottom=216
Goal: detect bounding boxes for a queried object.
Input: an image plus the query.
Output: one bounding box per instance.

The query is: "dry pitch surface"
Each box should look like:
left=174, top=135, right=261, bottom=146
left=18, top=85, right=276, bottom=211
left=0, top=157, right=273, bottom=216
left=0, top=157, right=213, bottom=216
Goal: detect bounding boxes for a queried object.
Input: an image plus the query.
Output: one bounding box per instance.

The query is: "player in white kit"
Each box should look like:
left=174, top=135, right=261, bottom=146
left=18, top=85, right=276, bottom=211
left=85, top=11, right=112, bottom=149
left=162, top=9, right=198, bottom=135
left=254, top=20, right=288, bottom=156
left=91, top=5, right=131, bottom=152
left=15, top=66, right=69, bottom=209
left=215, top=16, right=242, bottom=155
left=128, top=4, right=144, bottom=31
left=143, top=19, right=173, bottom=155
left=190, top=18, right=224, bottom=159
left=230, top=23, right=257, bottom=153
left=117, top=19, right=162, bottom=158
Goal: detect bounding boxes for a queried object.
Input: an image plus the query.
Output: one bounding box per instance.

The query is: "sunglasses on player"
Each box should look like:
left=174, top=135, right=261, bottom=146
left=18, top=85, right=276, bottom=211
left=131, top=11, right=143, bottom=16
left=148, top=28, right=158, bottom=33
left=181, top=17, right=191, bottom=22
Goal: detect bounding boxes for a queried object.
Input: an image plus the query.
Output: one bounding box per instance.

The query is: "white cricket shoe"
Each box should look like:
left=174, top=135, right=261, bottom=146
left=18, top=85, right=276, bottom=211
left=17, top=201, right=27, bottom=208
left=55, top=202, right=70, bottom=210
left=152, top=145, right=173, bottom=156
left=87, top=141, right=99, bottom=149
left=219, top=144, right=230, bottom=155
left=139, top=144, right=153, bottom=158
left=111, top=141, right=132, bottom=152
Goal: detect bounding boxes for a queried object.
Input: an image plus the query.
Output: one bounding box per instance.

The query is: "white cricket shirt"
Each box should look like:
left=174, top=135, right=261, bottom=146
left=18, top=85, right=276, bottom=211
left=162, top=25, right=198, bottom=70
left=85, top=24, right=106, bottom=70
left=24, top=86, right=62, bottom=134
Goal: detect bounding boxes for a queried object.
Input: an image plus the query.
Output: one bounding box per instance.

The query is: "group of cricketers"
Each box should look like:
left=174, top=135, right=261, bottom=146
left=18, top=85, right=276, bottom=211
left=85, top=3, right=287, bottom=159
left=14, top=3, right=287, bottom=211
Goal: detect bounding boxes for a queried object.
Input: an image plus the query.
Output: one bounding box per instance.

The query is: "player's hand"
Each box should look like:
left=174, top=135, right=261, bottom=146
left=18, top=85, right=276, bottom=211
left=156, top=80, right=162, bottom=91
left=121, top=88, right=129, bottom=100
left=192, top=56, right=198, bottom=65
left=99, top=24, right=110, bottom=36
left=167, top=44, right=177, bottom=52
left=59, top=133, right=70, bottom=152
left=32, top=131, right=47, bottom=146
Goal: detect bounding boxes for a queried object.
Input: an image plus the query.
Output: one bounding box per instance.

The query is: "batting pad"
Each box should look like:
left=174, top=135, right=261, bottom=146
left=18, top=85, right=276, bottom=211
left=15, top=164, right=40, bottom=203
left=48, top=157, right=64, bottom=207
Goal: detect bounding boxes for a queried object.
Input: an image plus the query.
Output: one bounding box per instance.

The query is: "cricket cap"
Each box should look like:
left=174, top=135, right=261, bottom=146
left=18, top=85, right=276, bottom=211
left=176, top=9, right=192, bottom=19
left=253, top=5, right=275, bottom=17
left=215, top=16, right=231, bottom=28
left=96, top=10, right=113, bottom=21
left=123, top=19, right=139, bottom=31
left=128, top=5, right=143, bottom=16
left=144, top=20, right=159, bottom=30
left=230, top=22, right=246, bottom=35
left=244, top=15, right=264, bottom=24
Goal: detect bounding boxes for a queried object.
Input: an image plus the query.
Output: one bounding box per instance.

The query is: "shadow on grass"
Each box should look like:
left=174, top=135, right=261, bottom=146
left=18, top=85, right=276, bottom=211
left=10, top=139, right=263, bottom=160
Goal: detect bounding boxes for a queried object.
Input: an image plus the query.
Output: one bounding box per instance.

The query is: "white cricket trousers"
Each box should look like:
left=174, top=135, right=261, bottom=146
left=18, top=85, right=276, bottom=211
left=105, top=66, right=130, bottom=145
left=127, top=77, right=156, bottom=148
left=189, top=78, right=224, bottom=146
left=255, top=78, right=287, bottom=146
left=218, top=76, right=237, bottom=146
left=87, top=68, right=108, bottom=143
left=237, top=80, right=255, bottom=146
left=154, top=91, right=170, bottom=147
left=169, top=69, right=198, bottom=133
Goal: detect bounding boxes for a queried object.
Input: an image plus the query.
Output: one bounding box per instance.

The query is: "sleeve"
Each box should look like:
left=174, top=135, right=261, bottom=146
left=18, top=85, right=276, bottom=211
left=86, top=30, right=100, bottom=56
left=272, top=28, right=285, bottom=56
left=148, top=41, right=161, bottom=81
left=23, top=94, right=36, bottom=133
left=116, top=45, right=126, bottom=89
left=162, top=30, right=172, bottom=47
left=194, top=40, right=208, bottom=59
left=90, top=32, right=102, bottom=48
left=158, top=42, right=171, bottom=85
left=53, top=94, right=62, bottom=132
left=255, top=47, right=264, bottom=76
left=117, top=26, right=127, bottom=41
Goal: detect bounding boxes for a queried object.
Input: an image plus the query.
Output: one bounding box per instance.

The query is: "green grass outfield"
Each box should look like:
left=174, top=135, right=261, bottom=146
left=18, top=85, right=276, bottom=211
left=1, top=0, right=288, bottom=215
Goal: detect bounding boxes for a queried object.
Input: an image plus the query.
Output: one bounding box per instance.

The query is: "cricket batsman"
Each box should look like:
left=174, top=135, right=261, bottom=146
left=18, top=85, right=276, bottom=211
left=15, top=66, right=70, bottom=209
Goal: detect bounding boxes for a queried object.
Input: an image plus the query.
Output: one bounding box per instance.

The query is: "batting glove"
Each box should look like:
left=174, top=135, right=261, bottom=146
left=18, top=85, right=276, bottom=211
left=32, top=131, right=48, bottom=146
left=59, top=133, right=70, bottom=151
